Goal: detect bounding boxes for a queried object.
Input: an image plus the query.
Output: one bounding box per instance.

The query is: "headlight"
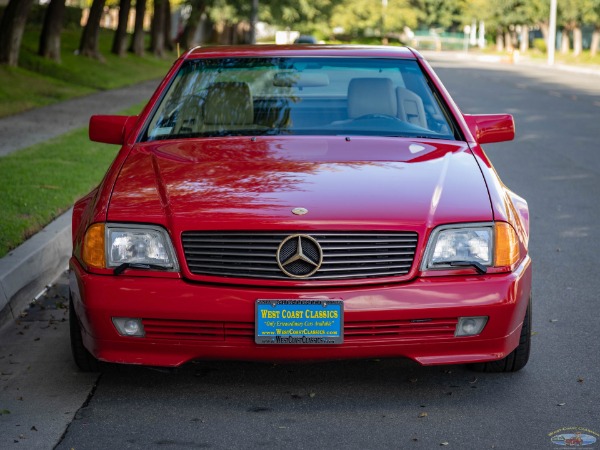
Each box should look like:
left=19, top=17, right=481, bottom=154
left=422, top=222, right=519, bottom=271
left=82, top=223, right=178, bottom=271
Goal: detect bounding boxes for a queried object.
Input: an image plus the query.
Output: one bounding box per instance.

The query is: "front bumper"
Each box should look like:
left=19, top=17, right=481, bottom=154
left=69, top=256, right=532, bottom=367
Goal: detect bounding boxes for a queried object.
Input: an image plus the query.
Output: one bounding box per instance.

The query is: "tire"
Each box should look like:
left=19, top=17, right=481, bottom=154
left=469, top=297, right=532, bottom=373
left=69, top=296, right=100, bottom=372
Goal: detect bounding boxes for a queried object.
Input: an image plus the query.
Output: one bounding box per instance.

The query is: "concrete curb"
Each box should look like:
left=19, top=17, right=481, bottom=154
left=0, top=209, right=72, bottom=329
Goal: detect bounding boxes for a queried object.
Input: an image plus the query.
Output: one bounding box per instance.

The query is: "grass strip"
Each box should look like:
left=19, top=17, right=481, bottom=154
left=0, top=103, right=143, bottom=258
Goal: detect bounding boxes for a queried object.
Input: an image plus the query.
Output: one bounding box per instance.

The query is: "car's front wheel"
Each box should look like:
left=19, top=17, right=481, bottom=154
left=470, top=297, right=532, bottom=373
left=69, top=296, right=100, bottom=372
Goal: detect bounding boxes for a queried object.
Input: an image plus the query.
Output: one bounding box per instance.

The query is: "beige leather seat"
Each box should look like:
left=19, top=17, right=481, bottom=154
left=202, top=81, right=258, bottom=132
left=347, top=78, right=397, bottom=119
left=396, top=87, right=427, bottom=128
left=173, top=94, right=204, bottom=135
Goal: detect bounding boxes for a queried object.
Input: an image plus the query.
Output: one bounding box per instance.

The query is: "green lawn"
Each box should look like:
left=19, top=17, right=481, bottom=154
left=472, top=47, right=600, bottom=66
left=0, top=103, right=142, bottom=258
left=0, top=27, right=175, bottom=117
left=526, top=49, right=600, bottom=66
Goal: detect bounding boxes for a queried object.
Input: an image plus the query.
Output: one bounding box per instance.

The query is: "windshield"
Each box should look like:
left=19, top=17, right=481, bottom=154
left=144, top=57, right=457, bottom=141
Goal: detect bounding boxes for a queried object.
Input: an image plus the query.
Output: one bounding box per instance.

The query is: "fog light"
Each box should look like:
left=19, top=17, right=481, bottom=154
left=456, top=316, right=488, bottom=337
left=112, top=318, right=145, bottom=337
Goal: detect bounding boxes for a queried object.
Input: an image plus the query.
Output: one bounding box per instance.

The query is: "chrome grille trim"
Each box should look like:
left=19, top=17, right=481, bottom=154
left=181, top=231, right=418, bottom=280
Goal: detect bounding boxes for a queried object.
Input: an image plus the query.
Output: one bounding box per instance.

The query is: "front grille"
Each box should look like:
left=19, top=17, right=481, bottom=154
left=181, top=231, right=418, bottom=281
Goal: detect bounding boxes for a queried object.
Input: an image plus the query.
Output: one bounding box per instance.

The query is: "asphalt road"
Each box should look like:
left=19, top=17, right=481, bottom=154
left=1, top=55, right=600, bottom=449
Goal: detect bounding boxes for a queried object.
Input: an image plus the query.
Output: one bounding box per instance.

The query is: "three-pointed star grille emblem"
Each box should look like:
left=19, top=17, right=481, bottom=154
left=276, top=234, right=323, bottom=278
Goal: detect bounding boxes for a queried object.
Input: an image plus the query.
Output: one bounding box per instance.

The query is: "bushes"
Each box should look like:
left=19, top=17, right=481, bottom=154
left=533, top=38, right=547, bottom=53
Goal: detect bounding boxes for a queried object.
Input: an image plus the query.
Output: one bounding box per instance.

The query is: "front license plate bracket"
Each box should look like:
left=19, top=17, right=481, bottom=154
left=255, top=299, right=343, bottom=345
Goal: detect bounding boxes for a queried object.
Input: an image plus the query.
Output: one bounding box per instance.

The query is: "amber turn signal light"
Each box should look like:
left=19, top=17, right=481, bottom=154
left=82, top=223, right=106, bottom=269
left=495, top=222, right=519, bottom=267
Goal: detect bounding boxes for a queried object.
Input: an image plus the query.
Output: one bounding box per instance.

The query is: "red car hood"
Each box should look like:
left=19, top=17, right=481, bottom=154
left=107, top=136, right=492, bottom=232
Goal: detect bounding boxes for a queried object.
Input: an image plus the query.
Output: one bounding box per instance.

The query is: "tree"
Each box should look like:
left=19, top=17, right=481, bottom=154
left=178, top=0, right=208, bottom=50
left=0, top=0, right=36, bottom=66
left=205, top=0, right=251, bottom=44
left=164, top=0, right=174, bottom=51
left=79, top=0, right=107, bottom=59
left=249, top=0, right=259, bottom=44
left=331, top=0, right=417, bottom=39
left=150, top=0, right=167, bottom=57
left=38, top=0, right=67, bottom=62
left=266, top=0, right=341, bottom=36
left=584, top=0, right=600, bottom=55
left=112, top=0, right=132, bottom=56
left=558, top=0, right=586, bottom=55
left=130, top=0, right=147, bottom=56
left=465, top=0, right=549, bottom=52
left=409, top=0, right=467, bottom=31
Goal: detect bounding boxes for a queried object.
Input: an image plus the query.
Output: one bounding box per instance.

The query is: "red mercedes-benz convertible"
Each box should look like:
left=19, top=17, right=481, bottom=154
left=69, top=45, right=532, bottom=372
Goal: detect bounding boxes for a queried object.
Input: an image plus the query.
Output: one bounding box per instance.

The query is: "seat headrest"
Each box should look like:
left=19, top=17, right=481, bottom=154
left=347, top=78, right=396, bottom=119
left=396, top=87, right=427, bottom=128
left=203, top=82, right=254, bottom=125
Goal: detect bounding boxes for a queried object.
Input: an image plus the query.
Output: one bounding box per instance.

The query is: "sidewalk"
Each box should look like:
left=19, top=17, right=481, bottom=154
left=0, top=80, right=160, bottom=328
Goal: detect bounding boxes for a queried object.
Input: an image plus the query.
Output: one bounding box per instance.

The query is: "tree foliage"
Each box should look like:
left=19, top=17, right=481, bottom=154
left=331, top=0, right=417, bottom=37
left=409, top=0, right=466, bottom=30
left=3, top=0, right=600, bottom=69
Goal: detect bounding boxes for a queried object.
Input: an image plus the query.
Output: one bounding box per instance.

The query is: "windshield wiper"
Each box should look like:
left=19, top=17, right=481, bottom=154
left=433, top=261, right=487, bottom=274
left=114, top=263, right=170, bottom=276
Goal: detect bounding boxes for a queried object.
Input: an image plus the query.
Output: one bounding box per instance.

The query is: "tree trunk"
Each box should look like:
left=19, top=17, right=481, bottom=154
left=519, top=24, right=529, bottom=53
left=560, top=29, right=570, bottom=54
left=150, top=0, right=166, bottom=57
left=178, top=0, right=206, bottom=50
left=249, top=0, right=259, bottom=44
left=539, top=22, right=548, bottom=42
left=496, top=28, right=504, bottom=52
left=164, top=0, right=173, bottom=51
left=504, top=31, right=513, bottom=52
left=0, top=0, right=35, bottom=66
left=111, top=0, right=132, bottom=56
left=591, top=28, right=600, bottom=57
left=79, top=0, right=107, bottom=60
left=572, top=26, right=582, bottom=56
left=38, top=0, right=67, bottom=62
left=129, top=0, right=147, bottom=56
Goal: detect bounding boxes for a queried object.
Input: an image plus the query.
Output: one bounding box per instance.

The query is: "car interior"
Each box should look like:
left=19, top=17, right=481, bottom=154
left=146, top=59, right=455, bottom=141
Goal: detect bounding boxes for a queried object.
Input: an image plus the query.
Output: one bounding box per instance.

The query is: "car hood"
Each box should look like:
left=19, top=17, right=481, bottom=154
left=107, top=136, right=492, bottom=231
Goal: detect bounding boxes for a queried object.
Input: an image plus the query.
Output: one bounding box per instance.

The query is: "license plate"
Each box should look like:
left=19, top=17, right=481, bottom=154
left=255, top=300, right=343, bottom=344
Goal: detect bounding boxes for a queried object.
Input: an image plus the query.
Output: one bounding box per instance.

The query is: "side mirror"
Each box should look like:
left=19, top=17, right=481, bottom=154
left=463, top=114, right=515, bottom=144
left=89, top=115, right=138, bottom=145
